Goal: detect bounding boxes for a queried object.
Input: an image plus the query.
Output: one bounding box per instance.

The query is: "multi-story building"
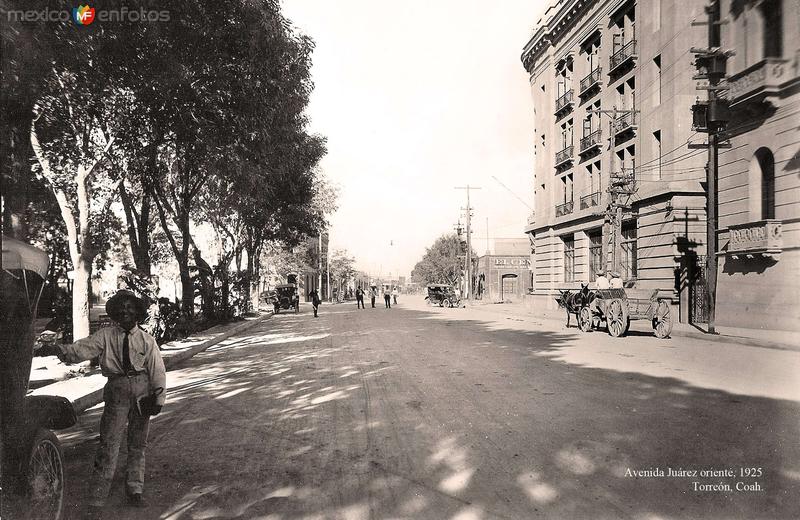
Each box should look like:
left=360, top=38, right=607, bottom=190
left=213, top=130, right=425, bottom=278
left=521, top=0, right=710, bottom=323
left=715, top=0, right=800, bottom=331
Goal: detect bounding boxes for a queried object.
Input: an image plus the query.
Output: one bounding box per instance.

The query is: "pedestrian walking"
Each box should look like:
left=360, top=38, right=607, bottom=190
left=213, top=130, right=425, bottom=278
left=370, top=286, right=377, bottom=308
left=356, top=287, right=365, bottom=309
left=308, top=288, right=321, bottom=317
left=383, top=286, right=392, bottom=308
left=392, top=286, right=399, bottom=305
left=49, top=290, right=166, bottom=518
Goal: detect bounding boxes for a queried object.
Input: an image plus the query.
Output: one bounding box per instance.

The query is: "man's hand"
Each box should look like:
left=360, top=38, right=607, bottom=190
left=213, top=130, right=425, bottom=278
left=38, top=343, right=67, bottom=362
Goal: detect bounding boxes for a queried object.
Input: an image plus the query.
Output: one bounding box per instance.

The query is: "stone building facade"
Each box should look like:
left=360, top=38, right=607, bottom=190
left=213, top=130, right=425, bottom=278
left=521, top=0, right=710, bottom=322
left=715, top=0, right=800, bottom=331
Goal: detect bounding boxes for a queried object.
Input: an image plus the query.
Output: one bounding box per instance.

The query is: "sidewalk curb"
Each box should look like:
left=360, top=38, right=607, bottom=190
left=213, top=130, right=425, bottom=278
left=163, top=313, right=270, bottom=369
left=463, top=302, right=799, bottom=352
left=33, top=313, right=272, bottom=415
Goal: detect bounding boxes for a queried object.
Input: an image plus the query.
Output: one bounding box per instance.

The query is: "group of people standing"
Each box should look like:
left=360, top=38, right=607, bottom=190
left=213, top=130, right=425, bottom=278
left=355, top=286, right=399, bottom=309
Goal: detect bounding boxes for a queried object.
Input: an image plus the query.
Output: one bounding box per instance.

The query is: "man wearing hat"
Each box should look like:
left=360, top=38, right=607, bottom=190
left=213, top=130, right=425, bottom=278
left=51, top=290, right=166, bottom=517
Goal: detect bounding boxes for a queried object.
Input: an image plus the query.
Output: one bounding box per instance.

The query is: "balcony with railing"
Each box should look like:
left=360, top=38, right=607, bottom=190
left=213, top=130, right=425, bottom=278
left=727, top=57, right=791, bottom=107
left=580, top=191, right=601, bottom=210
left=613, top=111, right=637, bottom=137
left=579, top=129, right=602, bottom=154
left=609, top=40, right=637, bottom=74
left=579, top=67, right=602, bottom=96
left=555, top=201, right=574, bottom=217
left=554, top=89, right=574, bottom=116
left=554, top=145, right=574, bottom=167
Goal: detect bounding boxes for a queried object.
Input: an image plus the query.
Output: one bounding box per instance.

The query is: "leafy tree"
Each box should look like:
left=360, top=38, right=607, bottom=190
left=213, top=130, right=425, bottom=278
left=411, top=234, right=474, bottom=286
left=329, top=250, right=357, bottom=298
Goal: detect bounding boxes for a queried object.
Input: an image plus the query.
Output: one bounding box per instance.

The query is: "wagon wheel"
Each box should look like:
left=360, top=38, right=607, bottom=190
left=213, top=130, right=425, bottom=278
left=26, top=428, right=65, bottom=520
left=606, top=299, right=628, bottom=337
left=653, top=300, right=673, bottom=339
left=443, top=299, right=452, bottom=308
left=578, top=306, right=593, bottom=332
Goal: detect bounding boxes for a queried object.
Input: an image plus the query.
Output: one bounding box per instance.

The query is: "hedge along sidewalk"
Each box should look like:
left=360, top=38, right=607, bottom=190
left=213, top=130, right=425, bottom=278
left=29, top=313, right=271, bottom=414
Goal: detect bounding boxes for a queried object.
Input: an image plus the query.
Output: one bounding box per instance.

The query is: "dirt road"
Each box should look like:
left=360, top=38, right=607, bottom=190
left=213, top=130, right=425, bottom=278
left=59, top=300, right=800, bottom=519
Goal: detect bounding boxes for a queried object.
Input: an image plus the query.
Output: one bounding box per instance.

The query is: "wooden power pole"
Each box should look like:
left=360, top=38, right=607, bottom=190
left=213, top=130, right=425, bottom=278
left=455, top=185, right=480, bottom=300
left=690, top=0, right=731, bottom=333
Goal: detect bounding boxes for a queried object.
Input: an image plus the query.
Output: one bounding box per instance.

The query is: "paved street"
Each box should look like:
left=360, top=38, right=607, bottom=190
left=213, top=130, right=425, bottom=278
left=59, top=300, right=800, bottom=519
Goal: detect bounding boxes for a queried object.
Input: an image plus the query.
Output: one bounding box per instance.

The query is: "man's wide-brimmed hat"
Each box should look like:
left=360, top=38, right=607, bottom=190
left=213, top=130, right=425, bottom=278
left=106, top=290, right=147, bottom=323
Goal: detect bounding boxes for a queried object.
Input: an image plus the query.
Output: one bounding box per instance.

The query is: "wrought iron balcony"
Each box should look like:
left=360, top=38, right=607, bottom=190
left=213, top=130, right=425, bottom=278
left=554, top=145, right=574, bottom=167
left=555, top=201, right=574, bottom=217
left=613, top=111, right=637, bottom=136
left=727, top=58, right=790, bottom=107
left=579, top=67, right=602, bottom=95
left=554, top=89, right=574, bottom=115
left=579, top=129, right=602, bottom=154
left=609, top=40, right=637, bottom=73
left=580, top=191, right=601, bottom=210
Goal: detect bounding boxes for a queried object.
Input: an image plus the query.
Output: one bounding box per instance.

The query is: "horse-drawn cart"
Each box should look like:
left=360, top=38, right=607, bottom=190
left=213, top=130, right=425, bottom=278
left=577, top=288, right=674, bottom=339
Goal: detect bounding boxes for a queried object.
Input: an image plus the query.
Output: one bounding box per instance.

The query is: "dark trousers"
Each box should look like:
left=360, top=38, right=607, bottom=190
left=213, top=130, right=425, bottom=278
left=384, top=295, right=391, bottom=308
left=357, top=297, right=364, bottom=309
left=371, top=296, right=376, bottom=308
left=313, top=303, right=319, bottom=317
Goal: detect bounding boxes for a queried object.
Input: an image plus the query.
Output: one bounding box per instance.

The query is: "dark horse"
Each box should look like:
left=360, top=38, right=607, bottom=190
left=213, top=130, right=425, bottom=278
left=555, top=284, right=595, bottom=328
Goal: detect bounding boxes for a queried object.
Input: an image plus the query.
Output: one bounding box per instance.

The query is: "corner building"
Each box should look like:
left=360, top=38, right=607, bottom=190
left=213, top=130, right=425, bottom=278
left=521, top=0, right=709, bottom=322
left=715, top=0, right=800, bottom=331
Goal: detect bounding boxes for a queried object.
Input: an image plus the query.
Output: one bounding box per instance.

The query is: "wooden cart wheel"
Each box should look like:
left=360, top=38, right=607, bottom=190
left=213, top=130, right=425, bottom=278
left=578, top=306, right=593, bottom=332
left=606, top=299, right=628, bottom=337
left=653, top=300, right=673, bottom=339
left=443, top=299, right=452, bottom=308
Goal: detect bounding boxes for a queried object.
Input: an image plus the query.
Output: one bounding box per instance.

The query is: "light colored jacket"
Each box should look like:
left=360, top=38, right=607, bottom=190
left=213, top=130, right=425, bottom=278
left=60, top=325, right=167, bottom=405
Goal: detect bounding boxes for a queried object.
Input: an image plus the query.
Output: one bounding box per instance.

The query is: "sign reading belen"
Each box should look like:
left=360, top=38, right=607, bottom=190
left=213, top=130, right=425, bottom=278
left=493, top=257, right=531, bottom=267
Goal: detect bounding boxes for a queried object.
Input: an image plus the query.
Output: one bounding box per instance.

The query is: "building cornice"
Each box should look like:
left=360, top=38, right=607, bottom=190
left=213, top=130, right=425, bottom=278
left=521, top=0, right=600, bottom=74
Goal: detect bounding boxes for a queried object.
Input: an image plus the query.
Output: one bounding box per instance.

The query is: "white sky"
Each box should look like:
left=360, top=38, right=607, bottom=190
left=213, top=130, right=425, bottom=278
left=282, top=0, right=548, bottom=279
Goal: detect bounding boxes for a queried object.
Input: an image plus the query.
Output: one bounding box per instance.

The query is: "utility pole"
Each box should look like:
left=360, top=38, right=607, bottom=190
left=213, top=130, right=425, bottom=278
left=587, top=107, right=638, bottom=274
left=455, top=185, right=481, bottom=300
left=318, top=233, right=323, bottom=296
left=690, top=0, right=731, bottom=333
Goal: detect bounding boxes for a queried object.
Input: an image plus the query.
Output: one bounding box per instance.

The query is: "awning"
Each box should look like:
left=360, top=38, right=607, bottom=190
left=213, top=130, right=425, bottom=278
left=2, top=235, right=49, bottom=278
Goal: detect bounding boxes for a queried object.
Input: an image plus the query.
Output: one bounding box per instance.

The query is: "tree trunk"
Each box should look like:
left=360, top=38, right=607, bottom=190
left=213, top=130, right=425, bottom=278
left=72, top=256, right=92, bottom=340
left=119, top=183, right=151, bottom=276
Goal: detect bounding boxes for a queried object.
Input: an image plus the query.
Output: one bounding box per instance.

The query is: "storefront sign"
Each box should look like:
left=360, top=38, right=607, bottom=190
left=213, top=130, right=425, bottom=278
left=493, top=257, right=531, bottom=267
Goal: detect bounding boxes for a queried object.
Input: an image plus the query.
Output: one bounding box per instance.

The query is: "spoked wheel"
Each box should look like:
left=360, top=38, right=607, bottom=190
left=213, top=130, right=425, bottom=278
left=443, top=299, right=452, bottom=308
left=606, top=299, right=628, bottom=337
left=578, top=306, right=593, bottom=332
left=26, top=428, right=64, bottom=520
left=653, top=300, right=673, bottom=339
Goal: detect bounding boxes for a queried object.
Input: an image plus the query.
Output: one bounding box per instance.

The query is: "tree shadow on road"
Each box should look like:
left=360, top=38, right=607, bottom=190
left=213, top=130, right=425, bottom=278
left=56, top=306, right=800, bottom=520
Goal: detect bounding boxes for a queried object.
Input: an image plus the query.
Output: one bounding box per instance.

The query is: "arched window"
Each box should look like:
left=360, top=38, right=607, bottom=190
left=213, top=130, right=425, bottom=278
left=748, top=148, right=776, bottom=220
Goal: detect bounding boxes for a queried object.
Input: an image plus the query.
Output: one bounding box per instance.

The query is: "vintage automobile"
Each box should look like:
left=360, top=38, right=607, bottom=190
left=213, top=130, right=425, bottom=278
left=271, top=284, right=300, bottom=314
left=424, top=284, right=462, bottom=308
left=1, top=236, right=77, bottom=520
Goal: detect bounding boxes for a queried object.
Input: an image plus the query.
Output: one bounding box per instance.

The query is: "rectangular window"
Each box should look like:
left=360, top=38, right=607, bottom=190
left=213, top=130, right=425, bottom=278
left=653, top=130, right=662, bottom=179
left=653, top=55, right=661, bottom=105
left=563, top=236, right=575, bottom=282
left=620, top=224, right=637, bottom=280
left=589, top=231, right=603, bottom=282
